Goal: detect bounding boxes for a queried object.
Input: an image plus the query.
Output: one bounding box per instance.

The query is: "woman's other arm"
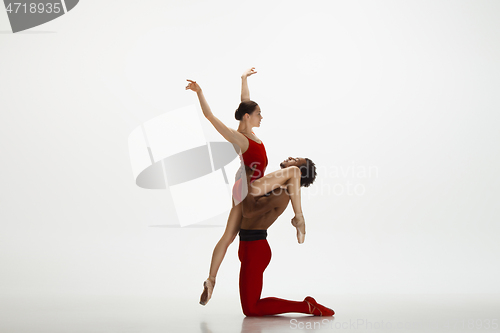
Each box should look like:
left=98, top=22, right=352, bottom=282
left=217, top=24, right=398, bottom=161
left=186, top=79, right=245, bottom=147
left=240, top=67, right=257, bottom=102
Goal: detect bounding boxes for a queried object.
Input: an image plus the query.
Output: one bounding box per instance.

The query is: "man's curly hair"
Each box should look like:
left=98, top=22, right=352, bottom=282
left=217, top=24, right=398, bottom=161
left=298, top=158, right=317, bottom=187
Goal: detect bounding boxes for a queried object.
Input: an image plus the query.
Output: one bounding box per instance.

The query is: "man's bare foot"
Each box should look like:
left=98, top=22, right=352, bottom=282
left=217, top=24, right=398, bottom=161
left=199, top=277, right=216, bottom=306
left=291, top=214, right=306, bottom=244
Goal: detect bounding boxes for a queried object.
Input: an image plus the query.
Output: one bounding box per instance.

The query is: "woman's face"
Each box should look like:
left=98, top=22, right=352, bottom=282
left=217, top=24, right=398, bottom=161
left=246, top=105, right=262, bottom=128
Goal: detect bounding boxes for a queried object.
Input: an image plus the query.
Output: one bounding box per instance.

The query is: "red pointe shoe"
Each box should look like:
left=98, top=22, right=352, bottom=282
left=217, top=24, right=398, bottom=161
left=199, top=279, right=214, bottom=306
left=304, top=296, right=335, bottom=316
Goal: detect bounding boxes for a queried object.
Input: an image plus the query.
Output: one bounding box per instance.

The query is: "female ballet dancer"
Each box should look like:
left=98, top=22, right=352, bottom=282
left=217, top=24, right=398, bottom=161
left=185, top=68, right=307, bottom=306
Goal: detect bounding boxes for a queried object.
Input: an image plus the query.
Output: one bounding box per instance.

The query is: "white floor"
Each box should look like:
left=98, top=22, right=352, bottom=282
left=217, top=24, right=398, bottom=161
left=1, top=293, right=498, bottom=333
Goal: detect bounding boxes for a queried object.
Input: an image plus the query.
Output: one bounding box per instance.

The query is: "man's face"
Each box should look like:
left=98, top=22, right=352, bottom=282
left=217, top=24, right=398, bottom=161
left=280, top=157, right=307, bottom=169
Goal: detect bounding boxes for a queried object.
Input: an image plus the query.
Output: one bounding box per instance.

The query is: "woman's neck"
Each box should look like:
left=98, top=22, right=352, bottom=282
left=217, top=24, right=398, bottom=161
left=237, top=122, right=252, bottom=135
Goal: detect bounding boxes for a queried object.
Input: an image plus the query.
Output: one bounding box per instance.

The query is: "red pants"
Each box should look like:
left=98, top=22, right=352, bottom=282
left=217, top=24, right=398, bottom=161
left=238, top=238, right=310, bottom=316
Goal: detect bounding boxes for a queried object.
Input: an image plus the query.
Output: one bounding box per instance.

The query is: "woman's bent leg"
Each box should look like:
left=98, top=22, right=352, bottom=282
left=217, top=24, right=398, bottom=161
left=249, top=167, right=306, bottom=243
left=285, top=168, right=306, bottom=243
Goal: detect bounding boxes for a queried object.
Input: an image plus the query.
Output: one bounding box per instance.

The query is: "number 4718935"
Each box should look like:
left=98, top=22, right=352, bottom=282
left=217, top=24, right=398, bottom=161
left=6, top=2, right=62, bottom=14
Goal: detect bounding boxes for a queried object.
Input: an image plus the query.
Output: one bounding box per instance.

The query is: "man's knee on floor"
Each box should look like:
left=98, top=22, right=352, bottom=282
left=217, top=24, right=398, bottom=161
left=242, top=305, right=259, bottom=317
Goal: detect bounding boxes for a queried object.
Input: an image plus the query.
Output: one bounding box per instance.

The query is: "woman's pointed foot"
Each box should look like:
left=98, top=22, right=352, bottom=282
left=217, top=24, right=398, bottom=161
left=304, top=296, right=334, bottom=316
left=199, top=278, right=215, bottom=306
left=291, top=214, right=306, bottom=244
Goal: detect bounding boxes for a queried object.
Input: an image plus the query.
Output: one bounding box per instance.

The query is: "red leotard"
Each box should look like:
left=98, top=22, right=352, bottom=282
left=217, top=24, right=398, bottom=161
left=232, top=133, right=268, bottom=204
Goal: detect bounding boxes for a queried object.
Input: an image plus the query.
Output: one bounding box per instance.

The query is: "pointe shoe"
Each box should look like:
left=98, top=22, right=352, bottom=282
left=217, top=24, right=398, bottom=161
left=304, top=296, right=335, bottom=316
left=199, top=279, right=214, bottom=306
left=291, top=215, right=306, bottom=244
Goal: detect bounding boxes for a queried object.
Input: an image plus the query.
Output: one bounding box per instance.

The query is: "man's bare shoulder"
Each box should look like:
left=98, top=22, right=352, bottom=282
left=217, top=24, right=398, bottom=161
left=262, top=186, right=289, bottom=198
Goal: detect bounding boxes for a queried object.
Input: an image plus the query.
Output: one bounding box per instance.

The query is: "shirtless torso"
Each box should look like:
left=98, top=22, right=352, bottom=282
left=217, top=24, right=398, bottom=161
left=240, top=185, right=290, bottom=230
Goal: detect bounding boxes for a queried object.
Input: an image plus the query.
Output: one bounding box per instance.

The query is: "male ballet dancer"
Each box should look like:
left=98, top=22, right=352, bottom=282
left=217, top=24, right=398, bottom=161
left=237, top=158, right=334, bottom=316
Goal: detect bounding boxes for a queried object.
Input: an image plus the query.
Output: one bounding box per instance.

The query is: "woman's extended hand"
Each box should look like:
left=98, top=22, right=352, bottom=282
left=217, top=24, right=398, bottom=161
left=185, top=79, right=201, bottom=92
left=241, top=67, right=257, bottom=79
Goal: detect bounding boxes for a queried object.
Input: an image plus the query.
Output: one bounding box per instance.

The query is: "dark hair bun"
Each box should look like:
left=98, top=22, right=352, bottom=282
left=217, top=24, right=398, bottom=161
left=235, top=100, right=258, bottom=121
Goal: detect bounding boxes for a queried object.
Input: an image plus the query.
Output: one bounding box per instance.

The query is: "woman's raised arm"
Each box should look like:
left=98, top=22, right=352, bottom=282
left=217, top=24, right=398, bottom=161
left=240, top=67, right=257, bottom=102
left=186, top=80, right=245, bottom=147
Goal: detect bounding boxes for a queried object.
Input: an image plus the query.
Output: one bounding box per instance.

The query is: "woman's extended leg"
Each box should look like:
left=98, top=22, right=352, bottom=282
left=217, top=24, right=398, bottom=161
left=200, top=203, right=242, bottom=305
left=248, top=166, right=306, bottom=243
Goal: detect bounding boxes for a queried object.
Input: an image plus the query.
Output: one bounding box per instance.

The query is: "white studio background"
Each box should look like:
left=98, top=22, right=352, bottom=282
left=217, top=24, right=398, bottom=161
left=1, top=0, right=499, bottom=324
